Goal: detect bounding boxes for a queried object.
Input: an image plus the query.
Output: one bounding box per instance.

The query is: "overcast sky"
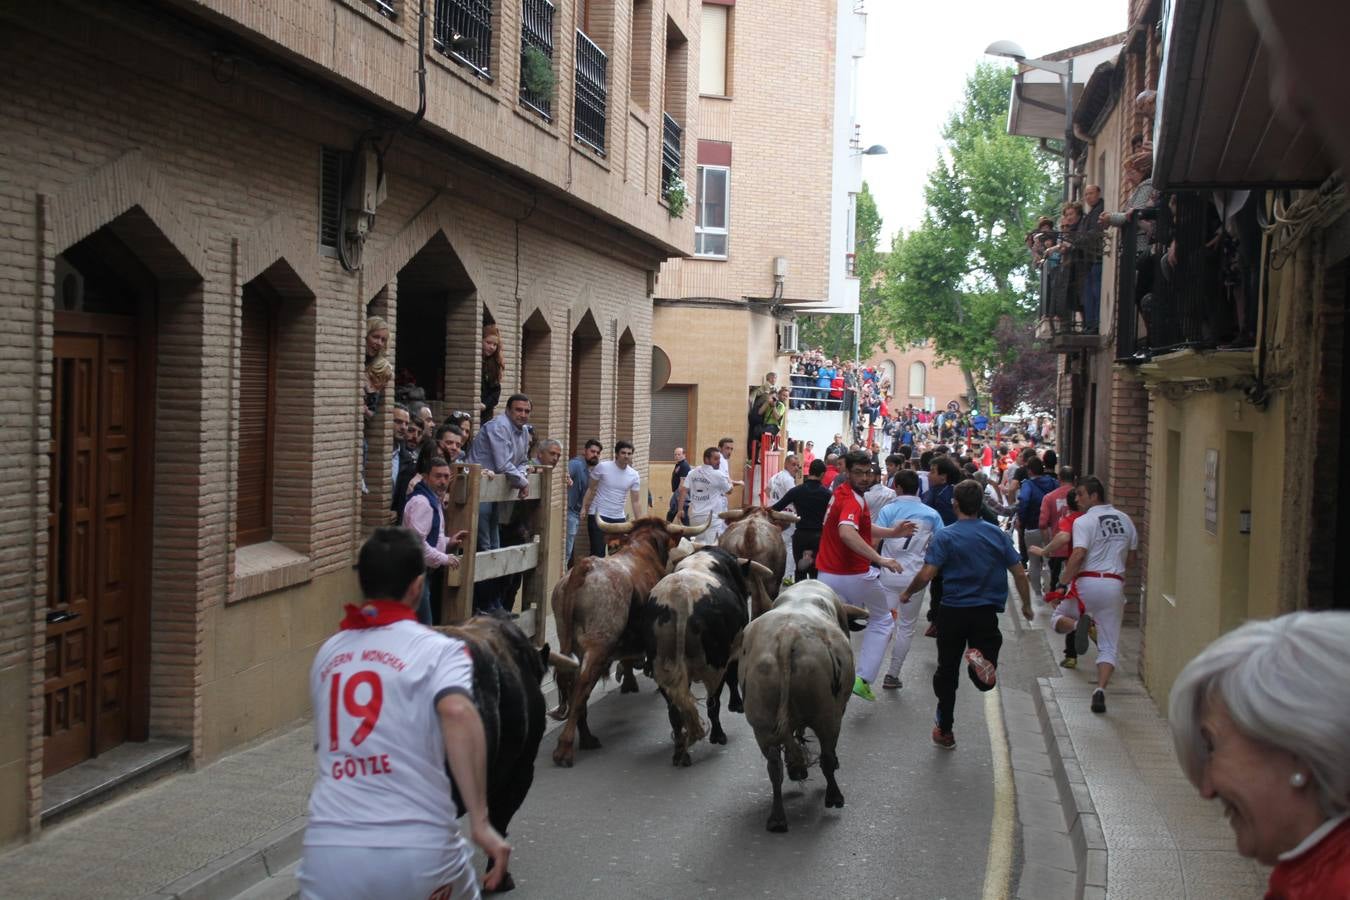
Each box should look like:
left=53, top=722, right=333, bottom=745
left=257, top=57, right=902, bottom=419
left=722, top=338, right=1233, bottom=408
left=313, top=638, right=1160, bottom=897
left=857, top=1, right=1127, bottom=244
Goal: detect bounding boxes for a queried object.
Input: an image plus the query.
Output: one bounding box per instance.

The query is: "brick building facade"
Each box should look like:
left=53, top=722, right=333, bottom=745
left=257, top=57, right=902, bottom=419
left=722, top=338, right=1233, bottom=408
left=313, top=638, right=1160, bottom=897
left=0, top=0, right=696, bottom=844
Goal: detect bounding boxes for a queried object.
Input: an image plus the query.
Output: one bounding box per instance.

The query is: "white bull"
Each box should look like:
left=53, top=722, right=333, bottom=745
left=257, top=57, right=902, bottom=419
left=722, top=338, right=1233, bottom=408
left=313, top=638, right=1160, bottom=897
left=738, top=580, right=862, bottom=832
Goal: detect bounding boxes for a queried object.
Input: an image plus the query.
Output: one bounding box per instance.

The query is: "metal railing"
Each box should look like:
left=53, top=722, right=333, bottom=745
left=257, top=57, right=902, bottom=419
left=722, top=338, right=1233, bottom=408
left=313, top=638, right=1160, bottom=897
left=368, top=0, right=397, bottom=17
left=661, top=112, right=682, bottom=190
left=573, top=29, right=608, bottom=154
left=434, top=0, right=493, bottom=78
left=788, top=374, right=846, bottom=410
left=1037, top=228, right=1106, bottom=337
left=519, top=0, right=554, bottom=119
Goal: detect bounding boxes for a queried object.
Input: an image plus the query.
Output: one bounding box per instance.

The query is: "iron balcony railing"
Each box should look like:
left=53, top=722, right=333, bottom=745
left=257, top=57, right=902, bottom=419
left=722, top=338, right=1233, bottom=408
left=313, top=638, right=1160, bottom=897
left=573, top=30, right=608, bottom=154
left=434, top=0, right=493, bottom=79
left=519, top=0, right=554, bottom=119
left=1114, top=190, right=1258, bottom=362
left=1037, top=226, right=1106, bottom=338
left=368, top=0, right=397, bottom=17
left=661, top=112, right=682, bottom=191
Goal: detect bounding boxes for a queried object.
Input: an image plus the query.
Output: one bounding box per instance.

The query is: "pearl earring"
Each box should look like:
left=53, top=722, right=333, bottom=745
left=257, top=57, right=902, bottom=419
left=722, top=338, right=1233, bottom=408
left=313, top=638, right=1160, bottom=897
left=1290, top=772, right=1308, bottom=788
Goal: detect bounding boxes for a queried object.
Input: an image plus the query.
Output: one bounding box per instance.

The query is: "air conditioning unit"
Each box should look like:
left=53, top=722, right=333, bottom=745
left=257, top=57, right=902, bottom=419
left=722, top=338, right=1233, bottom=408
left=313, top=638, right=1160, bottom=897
left=777, top=321, right=799, bottom=354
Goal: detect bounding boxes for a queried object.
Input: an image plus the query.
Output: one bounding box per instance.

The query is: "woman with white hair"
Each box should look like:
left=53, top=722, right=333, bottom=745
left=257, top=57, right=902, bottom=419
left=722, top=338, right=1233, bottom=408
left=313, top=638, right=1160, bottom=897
left=1168, top=611, right=1350, bottom=897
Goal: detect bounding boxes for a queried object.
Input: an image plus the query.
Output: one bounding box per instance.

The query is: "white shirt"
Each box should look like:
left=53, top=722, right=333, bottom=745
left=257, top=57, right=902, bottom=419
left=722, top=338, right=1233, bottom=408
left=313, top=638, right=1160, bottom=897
left=864, top=483, right=897, bottom=519
left=716, top=456, right=733, bottom=512
left=587, top=459, right=641, bottom=518
left=685, top=464, right=732, bottom=515
left=1071, top=503, right=1138, bottom=574
left=305, top=619, right=475, bottom=852
left=769, top=469, right=796, bottom=506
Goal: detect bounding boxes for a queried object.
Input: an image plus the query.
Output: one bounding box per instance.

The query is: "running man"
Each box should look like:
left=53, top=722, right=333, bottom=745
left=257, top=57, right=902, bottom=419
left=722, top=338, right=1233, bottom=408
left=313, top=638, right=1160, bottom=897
left=814, top=450, right=915, bottom=701
left=771, top=458, right=833, bottom=578
left=898, top=480, right=1033, bottom=749
left=679, top=447, right=733, bottom=545
left=873, top=470, right=945, bottom=690
left=299, top=527, right=509, bottom=899
left=1051, top=476, right=1137, bottom=714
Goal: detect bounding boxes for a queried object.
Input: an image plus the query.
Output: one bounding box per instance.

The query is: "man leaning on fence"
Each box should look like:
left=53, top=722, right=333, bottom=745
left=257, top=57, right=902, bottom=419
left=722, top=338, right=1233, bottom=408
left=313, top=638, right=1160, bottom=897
left=464, top=393, right=533, bottom=617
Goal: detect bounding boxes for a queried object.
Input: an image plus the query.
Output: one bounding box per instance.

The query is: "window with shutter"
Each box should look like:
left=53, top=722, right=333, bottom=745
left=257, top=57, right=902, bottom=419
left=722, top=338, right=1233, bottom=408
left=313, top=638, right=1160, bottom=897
left=319, top=147, right=343, bottom=257
left=649, top=386, right=691, bottom=461
left=237, top=287, right=278, bottom=546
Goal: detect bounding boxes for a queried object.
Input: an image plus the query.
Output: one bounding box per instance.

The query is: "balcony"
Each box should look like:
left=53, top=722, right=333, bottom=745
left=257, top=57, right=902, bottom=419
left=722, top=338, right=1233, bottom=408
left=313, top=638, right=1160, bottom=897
left=1035, top=228, right=1107, bottom=353
left=519, top=0, right=555, bottom=119
left=573, top=30, right=608, bottom=155
left=660, top=112, right=681, bottom=191
left=1114, top=191, right=1258, bottom=368
left=434, top=0, right=493, bottom=79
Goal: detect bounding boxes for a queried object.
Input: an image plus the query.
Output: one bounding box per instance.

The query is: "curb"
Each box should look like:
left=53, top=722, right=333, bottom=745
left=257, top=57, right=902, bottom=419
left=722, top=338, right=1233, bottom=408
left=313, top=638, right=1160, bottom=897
left=140, top=816, right=306, bottom=900
left=1033, top=677, right=1108, bottom=899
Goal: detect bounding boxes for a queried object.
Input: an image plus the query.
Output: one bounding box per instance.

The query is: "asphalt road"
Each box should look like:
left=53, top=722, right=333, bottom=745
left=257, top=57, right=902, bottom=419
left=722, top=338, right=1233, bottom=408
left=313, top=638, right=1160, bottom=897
left=496, top=597, right=1032, bottom=900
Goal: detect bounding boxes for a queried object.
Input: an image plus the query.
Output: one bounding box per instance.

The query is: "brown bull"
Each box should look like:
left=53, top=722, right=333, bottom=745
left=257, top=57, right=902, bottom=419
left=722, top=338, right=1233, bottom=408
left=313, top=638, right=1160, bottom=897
left=549, top=515, right=709, bottom=767
left=718, top=506, right=799, bottom=619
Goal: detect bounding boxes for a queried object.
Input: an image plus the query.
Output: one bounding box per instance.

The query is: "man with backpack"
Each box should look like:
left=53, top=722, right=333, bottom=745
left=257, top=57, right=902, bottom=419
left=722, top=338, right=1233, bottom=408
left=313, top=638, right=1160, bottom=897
left=1017, top=456, right=1059, bottom=597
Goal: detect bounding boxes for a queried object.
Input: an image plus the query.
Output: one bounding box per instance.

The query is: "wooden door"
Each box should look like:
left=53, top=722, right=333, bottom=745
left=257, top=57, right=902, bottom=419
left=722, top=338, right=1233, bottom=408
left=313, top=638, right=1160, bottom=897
left=45, top=327, right=139, bottom=775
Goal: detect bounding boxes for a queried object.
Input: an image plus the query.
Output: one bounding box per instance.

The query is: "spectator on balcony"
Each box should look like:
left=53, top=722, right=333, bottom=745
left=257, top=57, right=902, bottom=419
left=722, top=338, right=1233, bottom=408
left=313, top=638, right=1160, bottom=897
left=1044, top=202, right=1084, bottom=325
left=479, top=324, right=505, bottom=425
left=760, top=387, right=790, bottom=450
left=391, top=403, right=414, bottom=494
left=1078, top=185, right=1107, bottom=332
left=435, top=423, right=465, bottom=464
left=464, top=393, right=533, bottom=616
left=1027, top=216, right=1056, bottom=267
left=817, top=358, right=835, bottom=407
left=444, top=409, right=475, bottom=453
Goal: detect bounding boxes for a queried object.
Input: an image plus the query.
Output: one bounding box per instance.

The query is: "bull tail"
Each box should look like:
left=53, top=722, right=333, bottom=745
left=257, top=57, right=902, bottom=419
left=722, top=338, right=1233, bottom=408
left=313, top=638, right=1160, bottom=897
left=772, top=630, right=795, bottom=746
left=658, top=593, right=704, bottom=746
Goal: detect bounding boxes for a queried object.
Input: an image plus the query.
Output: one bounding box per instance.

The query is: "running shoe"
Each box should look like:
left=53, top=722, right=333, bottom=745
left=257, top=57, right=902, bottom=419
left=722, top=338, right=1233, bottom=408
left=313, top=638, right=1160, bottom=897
left=1059, top=656, right=1078, bottom=669
left=931, top=726, right=956, bottom=750
left=964, top=649, right=997, bottom=687
left=1074, top=614, right=1093, bottom=656
left=882, top=674, right=903, bottom=690
left=924, top=622, right=938, bottom=638
left=1091, top=689, right=1106, bottom=714
left=852, top=675, right=877, bottom=702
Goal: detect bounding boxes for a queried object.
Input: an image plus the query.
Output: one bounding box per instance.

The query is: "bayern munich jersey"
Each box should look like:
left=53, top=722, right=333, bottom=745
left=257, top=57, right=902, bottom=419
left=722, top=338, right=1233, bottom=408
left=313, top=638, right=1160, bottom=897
left=874, top=496, right=945, bottom=586
left=305, top=619, right=475, bottom=851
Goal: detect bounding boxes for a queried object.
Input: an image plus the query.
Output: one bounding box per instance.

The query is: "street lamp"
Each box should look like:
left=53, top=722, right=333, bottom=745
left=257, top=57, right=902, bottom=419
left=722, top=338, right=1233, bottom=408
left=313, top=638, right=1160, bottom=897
left=986, top=39, right=1074, bottom=201
left=852, top=144, right=888, bottom=157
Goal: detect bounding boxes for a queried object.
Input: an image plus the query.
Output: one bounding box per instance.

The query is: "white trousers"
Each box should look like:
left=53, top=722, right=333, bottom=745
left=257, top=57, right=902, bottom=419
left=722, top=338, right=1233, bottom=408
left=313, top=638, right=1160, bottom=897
left=1050, top=577, right=1126, bottom=668
left=299, top=845, right=479, bottom=900
left=1023, top=528, right=1046, bottom=592
left=879, top=573, right=927, bottom=679
left=781, top=525, right=796, bottom=580
left=691, top=509, right=725, bottom=545
left=818, top=569, right=889, bottom=684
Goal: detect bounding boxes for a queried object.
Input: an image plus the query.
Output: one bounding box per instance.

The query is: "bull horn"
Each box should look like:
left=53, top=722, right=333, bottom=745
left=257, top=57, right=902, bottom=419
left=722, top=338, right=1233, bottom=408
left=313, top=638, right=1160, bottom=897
left=597, top=518, right=635, bottom=534
left=841, top=603, right=869, bottom=620
left=769, top=510, right=800, bottom=525
left=718, top=509, right=748, bottom=522
left=669, top=516, right=711, bottom=537
left=549, top=651, right=580, bottom=672
left=747, top=560, right=773, bottom=580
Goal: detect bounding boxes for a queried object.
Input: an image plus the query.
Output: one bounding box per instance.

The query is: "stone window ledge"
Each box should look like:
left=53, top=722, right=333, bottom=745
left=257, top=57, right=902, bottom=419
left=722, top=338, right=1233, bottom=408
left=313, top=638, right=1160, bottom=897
left=231, top=541, right=311, bottom=604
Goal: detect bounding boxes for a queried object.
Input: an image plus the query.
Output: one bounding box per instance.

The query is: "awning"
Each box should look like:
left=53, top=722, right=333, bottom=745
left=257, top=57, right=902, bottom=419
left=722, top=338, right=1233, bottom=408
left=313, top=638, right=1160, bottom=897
left=1154, top=0, right=1331, bottom=190
left=1006, top=40, right=1124, bottom=141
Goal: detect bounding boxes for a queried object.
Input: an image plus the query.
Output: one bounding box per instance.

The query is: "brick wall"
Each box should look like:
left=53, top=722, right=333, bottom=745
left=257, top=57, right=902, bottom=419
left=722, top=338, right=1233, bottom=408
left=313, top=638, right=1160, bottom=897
left=0, top=4, right=662, bottom=844
left=1107, top=371, right=1149, bottom=623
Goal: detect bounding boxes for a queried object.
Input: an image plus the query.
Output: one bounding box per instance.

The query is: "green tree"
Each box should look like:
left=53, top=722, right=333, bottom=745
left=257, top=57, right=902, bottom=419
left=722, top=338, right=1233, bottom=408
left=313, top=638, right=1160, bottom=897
left=880, top=63, right=1059, bottom=408
left=798, top=182, right=886, bottom=360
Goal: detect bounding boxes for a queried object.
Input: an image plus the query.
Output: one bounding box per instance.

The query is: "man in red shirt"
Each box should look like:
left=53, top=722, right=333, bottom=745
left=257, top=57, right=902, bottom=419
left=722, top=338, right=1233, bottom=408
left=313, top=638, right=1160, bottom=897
left=815, top=450, right=914, bottom=701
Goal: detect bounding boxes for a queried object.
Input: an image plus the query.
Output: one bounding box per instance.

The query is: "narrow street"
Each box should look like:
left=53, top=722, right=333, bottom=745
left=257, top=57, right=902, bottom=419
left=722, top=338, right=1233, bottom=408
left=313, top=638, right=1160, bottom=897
left=500, top=598, right=1052, bottom=899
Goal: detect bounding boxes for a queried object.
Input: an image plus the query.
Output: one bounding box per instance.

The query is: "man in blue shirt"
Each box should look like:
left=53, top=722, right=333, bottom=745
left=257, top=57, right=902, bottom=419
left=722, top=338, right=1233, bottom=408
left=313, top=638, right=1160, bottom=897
left=464, top=393, right=533, bottom=615
left=899, top=479, right=1033, bottom=749
left=566, top=439, right=601, bottom=566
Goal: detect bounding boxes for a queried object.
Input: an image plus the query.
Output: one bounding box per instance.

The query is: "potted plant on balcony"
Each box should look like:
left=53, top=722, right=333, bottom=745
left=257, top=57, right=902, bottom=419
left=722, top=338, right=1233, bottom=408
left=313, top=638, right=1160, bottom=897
left=521, top=46, right=556, bottom=103
left=664, top=174, right=688, bottom=218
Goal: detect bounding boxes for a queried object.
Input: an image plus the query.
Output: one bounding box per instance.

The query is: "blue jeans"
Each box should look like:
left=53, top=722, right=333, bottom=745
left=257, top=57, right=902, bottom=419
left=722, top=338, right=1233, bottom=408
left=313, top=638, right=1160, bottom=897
left=476, top=501, right=503, bottom=611
left=417, top=574, right=433, bottom=625
left=566, top=508, right=580, bottom=566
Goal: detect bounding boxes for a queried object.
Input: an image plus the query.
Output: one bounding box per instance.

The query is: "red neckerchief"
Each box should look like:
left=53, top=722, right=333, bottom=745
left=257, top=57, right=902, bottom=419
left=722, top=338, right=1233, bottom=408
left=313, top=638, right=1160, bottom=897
left=339, top=599, right=418, bottom=630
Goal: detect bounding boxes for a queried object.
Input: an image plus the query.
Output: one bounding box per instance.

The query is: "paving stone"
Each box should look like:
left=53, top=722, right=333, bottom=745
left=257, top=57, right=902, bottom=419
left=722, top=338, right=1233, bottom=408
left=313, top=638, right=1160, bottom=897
left=1014, top=861, right=1078, bottom=900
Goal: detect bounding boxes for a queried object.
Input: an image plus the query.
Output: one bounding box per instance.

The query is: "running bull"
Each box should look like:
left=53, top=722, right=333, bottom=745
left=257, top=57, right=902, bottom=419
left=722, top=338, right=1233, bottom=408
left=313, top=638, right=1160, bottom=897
left=641, top=546, right=772, bottom=767
left=717, top=506, right=799, bottom=619
left=436, top=617, right=577, bottom=891
left=549, top=515, right=709, bottom=767
left=739, top=580, right=864, bottom=833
